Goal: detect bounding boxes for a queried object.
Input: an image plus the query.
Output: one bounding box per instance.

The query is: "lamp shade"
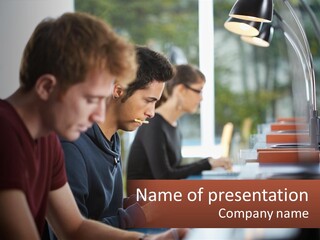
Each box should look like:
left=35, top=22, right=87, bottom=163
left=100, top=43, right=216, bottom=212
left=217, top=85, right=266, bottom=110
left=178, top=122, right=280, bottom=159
left=241, top=23, right=274, bottom=47
left=224, top=17, right=262, bottom=36
left=229, top=0, right=274, bottom=23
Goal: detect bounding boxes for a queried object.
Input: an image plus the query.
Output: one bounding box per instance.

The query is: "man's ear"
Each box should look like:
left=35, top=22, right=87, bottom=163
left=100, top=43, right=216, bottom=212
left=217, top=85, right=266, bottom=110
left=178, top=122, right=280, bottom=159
left=113, top=83, right=125, bottom=99
left=35, top=74, right=57, bottom=100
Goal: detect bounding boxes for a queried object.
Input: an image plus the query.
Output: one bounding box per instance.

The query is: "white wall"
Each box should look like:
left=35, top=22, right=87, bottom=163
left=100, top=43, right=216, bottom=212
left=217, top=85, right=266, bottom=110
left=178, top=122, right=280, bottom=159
left=0, top=0, right=74, bottom=98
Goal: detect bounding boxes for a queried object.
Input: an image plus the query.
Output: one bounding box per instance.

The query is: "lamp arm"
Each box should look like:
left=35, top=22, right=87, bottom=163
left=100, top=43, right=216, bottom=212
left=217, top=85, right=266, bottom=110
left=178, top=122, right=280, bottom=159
left=299, top=0, right=320, bottom=45
left=282, top=0, right=317, bottom=111
left=274, top=10, right=313, bottom=107
left=274, top=4, right=319, bottom=149
left=273, top=12, right=309, bottom=68
left=279, top=23, right=311, bottom=101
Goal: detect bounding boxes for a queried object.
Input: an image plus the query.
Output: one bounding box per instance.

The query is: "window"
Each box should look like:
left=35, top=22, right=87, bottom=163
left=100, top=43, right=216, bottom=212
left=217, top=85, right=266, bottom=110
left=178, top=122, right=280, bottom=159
left=75, top=0, right=320, bottom=162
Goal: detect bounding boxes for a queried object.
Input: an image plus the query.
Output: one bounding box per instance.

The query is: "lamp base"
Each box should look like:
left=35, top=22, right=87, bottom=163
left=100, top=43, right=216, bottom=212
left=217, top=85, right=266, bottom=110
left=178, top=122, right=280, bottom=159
left=309, top=110, right=320, bottom=150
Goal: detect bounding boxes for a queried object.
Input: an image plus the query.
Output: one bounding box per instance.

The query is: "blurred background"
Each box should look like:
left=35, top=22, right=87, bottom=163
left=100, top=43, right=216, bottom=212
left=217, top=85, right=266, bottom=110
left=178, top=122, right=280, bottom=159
left=73, top=0, right=320, bottom=168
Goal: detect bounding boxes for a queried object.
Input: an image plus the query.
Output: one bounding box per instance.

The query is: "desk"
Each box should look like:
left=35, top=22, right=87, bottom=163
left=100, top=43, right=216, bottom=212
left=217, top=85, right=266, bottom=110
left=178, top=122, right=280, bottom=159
left=238, top=162, right=320, bottom=179
left=188, top=162, right=320, bottom=180
left=185, top=228, right=300, bottom=240
left=184, top=162, right=320, bottom=240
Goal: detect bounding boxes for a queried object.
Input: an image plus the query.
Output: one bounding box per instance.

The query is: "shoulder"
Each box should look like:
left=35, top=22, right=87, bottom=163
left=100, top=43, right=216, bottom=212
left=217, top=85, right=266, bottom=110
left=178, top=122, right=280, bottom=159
left=145, top=113, right=168, bottom=129
left=136, top=114, right=164, bottom=135
left=0, top=100, right=24, bottom=133
left=60, top=129, right=93, bottom=150
left=59, top=134, right=88, bottom=161
left=152, top=113, right=165, bottom=123
left=0, top=101, right=32, bottom=147
left=60, top=129, right=100, bottom=164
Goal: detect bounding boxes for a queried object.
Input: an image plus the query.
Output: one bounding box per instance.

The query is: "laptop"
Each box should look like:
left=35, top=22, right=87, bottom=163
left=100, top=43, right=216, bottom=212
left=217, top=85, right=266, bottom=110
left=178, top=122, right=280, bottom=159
left=201, top=165, right=242, bottom=177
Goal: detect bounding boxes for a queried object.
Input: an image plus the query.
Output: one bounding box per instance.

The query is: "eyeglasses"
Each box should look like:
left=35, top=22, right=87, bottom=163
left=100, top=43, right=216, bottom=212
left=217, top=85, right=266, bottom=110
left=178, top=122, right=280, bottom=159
left=183, top=84, right=203, bottom=94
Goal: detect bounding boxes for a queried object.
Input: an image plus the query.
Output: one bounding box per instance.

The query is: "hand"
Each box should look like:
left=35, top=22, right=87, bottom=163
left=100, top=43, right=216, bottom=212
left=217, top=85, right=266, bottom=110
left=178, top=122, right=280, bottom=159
left=145, top=228, right=189, bottom=240
left=141, top=201, right=161, bottom=223
left=208, top=157, right=233, bottom=170
left=123, top=194, right=149, bottom=209
left=123, top=194, right=137, bottom=209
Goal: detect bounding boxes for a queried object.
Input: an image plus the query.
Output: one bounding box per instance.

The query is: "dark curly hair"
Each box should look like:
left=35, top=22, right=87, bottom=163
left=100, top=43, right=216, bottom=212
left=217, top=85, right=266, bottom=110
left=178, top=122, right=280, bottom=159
left=121, top=45, right=173, bottom=102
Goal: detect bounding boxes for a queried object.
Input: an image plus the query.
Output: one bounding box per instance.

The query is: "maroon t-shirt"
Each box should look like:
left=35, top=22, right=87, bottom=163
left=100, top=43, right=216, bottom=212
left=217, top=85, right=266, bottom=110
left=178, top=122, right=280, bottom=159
left=0, top=99, right=67, bottom=235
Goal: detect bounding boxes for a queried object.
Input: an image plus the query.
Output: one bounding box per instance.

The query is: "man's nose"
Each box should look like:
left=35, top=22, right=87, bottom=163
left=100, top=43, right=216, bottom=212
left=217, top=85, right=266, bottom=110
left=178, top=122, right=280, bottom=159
left=145, top=104, right=156, bottom=119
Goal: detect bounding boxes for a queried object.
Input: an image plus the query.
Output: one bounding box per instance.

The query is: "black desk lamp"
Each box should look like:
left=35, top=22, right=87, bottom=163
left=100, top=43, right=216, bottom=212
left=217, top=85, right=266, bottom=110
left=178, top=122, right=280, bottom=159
left=229, top=0, right=274, bottom=23
left=224, top=17, right=262, bottom=37
left=225, top=0, right=320, bottom=149
left=241, top=23, right=274, bottom=47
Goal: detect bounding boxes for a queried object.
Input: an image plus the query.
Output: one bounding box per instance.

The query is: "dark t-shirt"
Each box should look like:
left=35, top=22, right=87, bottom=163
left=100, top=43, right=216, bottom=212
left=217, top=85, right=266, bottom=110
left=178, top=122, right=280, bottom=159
left=0, top=99, right=67, bottom=235
left=126, top=113, right=211, bottom=180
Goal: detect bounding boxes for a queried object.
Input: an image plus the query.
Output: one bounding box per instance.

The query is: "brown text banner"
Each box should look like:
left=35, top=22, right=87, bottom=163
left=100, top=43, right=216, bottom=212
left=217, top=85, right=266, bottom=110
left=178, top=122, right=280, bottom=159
left=127, top=180, right=320, bottom=228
